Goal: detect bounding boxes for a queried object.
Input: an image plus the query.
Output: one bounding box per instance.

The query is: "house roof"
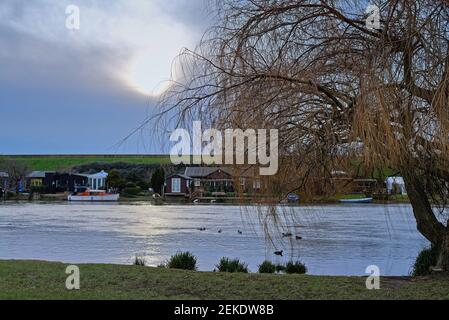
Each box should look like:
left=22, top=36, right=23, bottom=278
left=86, top=170, right=108, bottom=179
left=27, top=171, right=55, bottom=178
left=167, top=173, right=192, bottom=180
left=183, top=166, right=256, bottom=178
left=0, top=172, right=8, bottom=178
left=58, top=173, right=89, bottom=178
left=74, top=173, right=90, bottom=178
left=184, top=167, right=233, bottom=178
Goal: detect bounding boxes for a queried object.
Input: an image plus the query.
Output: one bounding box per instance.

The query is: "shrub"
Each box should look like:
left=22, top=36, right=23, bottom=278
left=285, top=261, right=307, bottom=274
left=412, top=246, right=439, bottom=276
left=125, top=182, right=137, bottom=188
left=30, top=185, right=46, bottom=194
left=151, top=167, right=165, bottom=194
left=133, top=255, right=146, bottom=266
left=6, top=191, right=16, bottom=198
left=106, top=169, right=125, bottom=190
left=215, top=257, right=249, bottom=273
left=258, top=260, right=276, bottom=274
left=122, top=186, right=142, bottom=196
left=167, top=252, right=197, bottom=270
left=137, top=181, right=151, bottom=190
left=275, top=264, right=286, bottom=273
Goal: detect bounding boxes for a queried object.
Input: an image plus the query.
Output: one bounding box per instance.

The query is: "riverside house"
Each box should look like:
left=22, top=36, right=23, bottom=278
left=164, top=166, right=262, bottom=199
left=56, top=173, right=89, bottom=192
left=27, top=171, right=57, bottom=191
left=26, top=171, right=88, bottom=193
left=86, top=170, right=108, bottom=190
left=164, top=173, right=192, bottom=198
left=331, top=171, right=379, bottom=195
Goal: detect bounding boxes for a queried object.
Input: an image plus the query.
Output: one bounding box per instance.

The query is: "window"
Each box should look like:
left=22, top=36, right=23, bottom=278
left=240, top=177, right=246, bottom=187
left=253, top=179, right=261, bottom=189
left=31, top=179, right=42, bottom=187
left=172, top=178, right=181, bottom=193
left=194, top=179, right=201, bottom=187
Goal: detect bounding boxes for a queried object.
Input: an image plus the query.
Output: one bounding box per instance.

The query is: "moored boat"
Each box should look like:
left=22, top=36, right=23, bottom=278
left=287, top=193, right=300, bottom=203
left=68, top=187, right=119, bottom=202
left=339, top=197, right=373, bottom=204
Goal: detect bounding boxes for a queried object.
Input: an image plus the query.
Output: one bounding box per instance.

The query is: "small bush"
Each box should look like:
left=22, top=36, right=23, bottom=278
left=133, top=255, right=146, bottom=266
left=167, top=252, right=197, bottom=270
left=6, top=191, right=16, bottom=198
left=30, top=186, right=46, bottom=194
left=275, top=264, right=286, bottom=273
left=122, top=186, right=142, bottom=196
left=215, top=257, right=249, bottom=273
left=258, top=260, right=276, bottom=274
left=125, top=182, right=137, bottom=188
left=285, top=261, right=307, bottom=274
left=412, top=246, right=439, bottom=276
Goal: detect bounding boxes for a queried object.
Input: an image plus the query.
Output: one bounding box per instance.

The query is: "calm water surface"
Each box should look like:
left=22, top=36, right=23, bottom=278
left=0, top=202, right=429, bottom=275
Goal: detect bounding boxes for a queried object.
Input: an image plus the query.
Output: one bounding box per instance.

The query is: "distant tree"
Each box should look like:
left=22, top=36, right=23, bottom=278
left=0, top=159, right=27, bottom=193
left=151, top=167, right=165, bottom=194
left=106, top=169, right=125, bottom=190
left=125, top=169, right=143, bottom=182
left=125, top=168, right=150, bottom=189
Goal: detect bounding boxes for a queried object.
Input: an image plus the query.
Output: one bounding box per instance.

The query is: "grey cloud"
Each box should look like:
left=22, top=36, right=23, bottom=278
left=0, top=23, right=153, bottom=154
left=157, top=0, right=215, bottom=34
left=0, top=0, right=212, bottom=154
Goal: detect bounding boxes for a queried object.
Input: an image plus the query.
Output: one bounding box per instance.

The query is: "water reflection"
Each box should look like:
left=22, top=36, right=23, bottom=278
left=0, top=202, right=429, bottom=275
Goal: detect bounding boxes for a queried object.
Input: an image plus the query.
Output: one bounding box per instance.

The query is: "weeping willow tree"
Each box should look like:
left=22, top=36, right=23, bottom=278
left=157, top=0, right=449, bottom=268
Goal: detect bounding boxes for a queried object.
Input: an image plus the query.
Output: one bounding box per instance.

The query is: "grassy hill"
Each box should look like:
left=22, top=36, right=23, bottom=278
left=1, top=260, right=448, bottom=300
left=1, top=155, right=171, bottom=171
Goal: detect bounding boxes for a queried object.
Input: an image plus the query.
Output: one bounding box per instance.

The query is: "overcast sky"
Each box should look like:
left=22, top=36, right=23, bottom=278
left=0, top=0, right=211, bottom=154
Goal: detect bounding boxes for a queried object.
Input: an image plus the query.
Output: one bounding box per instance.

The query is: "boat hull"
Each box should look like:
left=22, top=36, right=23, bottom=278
left=68, top=194, right=120, bottom=202
left=339, top=197, right=373, bottom=204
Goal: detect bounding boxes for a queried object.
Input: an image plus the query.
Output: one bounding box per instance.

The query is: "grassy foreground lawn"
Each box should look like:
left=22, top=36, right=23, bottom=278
left=3, top=155, right=171, bottom=171
left=1, top=260, right=449, bottom=300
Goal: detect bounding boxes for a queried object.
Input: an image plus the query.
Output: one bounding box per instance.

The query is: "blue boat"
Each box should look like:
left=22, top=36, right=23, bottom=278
left=339, top=197, right=373, bottom=204
left=287, top=193, right=300, bottom=203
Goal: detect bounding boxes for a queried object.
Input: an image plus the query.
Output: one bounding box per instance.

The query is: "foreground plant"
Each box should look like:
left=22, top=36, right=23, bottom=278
left=133, top=255, right=146, bottom=266
left=167, top=252, right=197, bottom=271
left=285, top=261, right=307, bottom=275
left=412, top=246, right=440, bottom=276
left=215, top=257, right=249, bottom=273
left=258, top=261, right=276, bottom=274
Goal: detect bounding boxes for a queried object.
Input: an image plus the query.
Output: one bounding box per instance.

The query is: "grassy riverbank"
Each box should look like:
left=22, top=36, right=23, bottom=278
left=1, top=260, right=448, bottom=300
left=2, top=155, right=171, bottom=171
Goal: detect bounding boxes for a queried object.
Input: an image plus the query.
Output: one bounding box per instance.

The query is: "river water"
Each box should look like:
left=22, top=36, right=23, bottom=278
left=0, top=202, right=430, bottom=275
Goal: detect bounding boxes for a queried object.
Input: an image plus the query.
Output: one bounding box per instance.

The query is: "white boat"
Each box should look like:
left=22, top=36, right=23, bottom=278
left=68, top=189, right=119, bottom=202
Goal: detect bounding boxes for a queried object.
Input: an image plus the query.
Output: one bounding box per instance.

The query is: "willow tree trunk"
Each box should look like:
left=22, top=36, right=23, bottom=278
left=440, top=234, right=449, bottom=270
left=404, top=174, right=449, bottom=270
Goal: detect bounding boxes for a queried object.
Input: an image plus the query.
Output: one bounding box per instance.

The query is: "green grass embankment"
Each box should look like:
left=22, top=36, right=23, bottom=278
left=1, top=260, right=448, bottom=300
